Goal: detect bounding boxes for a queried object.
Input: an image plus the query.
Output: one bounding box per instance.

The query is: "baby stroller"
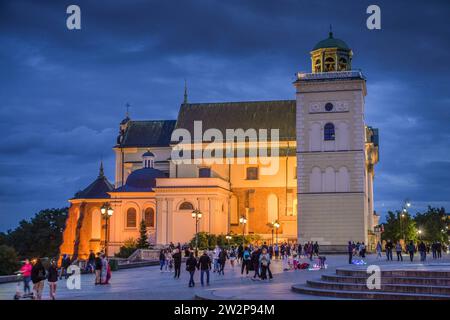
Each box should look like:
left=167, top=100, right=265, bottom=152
left=13, top=272, right=34, bottom=300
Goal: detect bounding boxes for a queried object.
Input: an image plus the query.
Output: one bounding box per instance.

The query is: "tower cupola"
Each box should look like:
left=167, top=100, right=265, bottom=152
left=310, top=29, right=353, bottom=73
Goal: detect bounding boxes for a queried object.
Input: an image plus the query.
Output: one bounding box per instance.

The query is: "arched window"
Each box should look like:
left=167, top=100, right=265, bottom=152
left=144, top=208, right=155, bottom=227
left=337, top=167, right=350, bottom=192
left=323, top=167, right=336, bottom=192
left=310, top=167, right=322, bottom=192
left=126, top=208, right=137, bottom=228
left=324, top=123, right=335, bottom=141
left=314, top=59, right=321, bottom=72
left=338, top=57, right=347, bottom=71
left=179, top=202, right=194, bottom=210
left=325, top=57, right=335, bottom=71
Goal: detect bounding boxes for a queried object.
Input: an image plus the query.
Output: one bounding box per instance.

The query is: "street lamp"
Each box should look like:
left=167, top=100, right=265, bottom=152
left=101, top=203, right=114, bottom=257
left=400, top=199, right=411, bottom=241
left=191, top=209, right=202, bottom=257
left=225, top=234, right=232, bottom=248
left=273, top=221, right=280, bottom=245
left=239, top=215, right=247, bottom=245
left=417, top=229, right=423, bottom=241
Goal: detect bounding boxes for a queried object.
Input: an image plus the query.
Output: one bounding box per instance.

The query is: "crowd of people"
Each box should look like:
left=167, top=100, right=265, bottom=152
left=157, top=241, right=326, bottom=287
left=380, top=240, right=446, bottom=263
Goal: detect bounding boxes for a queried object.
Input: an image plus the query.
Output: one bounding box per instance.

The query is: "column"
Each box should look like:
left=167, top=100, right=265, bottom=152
left=156, top=198, right=166, bottom=245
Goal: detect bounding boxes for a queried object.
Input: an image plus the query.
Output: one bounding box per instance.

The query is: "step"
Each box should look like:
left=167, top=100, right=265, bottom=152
left=306, top=280, right=450, bottom=295
left=322, top=274, right=450, bottom=286
left=291, top=284, right=450, bottom=300
left=336, top=268, right=450, bottom=278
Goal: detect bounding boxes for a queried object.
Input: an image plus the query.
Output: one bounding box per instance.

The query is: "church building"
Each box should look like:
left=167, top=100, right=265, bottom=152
left=59, top=32, right=379, bottom=259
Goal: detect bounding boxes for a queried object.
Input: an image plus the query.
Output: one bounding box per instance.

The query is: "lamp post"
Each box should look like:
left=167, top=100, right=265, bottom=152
left=101, top=203, right=114, bottom=257
left=239, top=215, right=247, bottom=246
left=273, top=220, right=280, bottom=245
left=400, top=199, right=411, bottom=241
left=417, top=229, right=422, bottom=241
left=191, top=209, right=202, bottom=257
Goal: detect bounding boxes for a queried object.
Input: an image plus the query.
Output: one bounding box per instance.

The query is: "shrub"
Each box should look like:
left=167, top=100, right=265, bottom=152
left=114, top=238, right=137, bottom=259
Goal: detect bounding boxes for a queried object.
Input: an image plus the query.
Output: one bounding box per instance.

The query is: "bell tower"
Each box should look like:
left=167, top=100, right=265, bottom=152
left=294, top=32, right=379, bottom=252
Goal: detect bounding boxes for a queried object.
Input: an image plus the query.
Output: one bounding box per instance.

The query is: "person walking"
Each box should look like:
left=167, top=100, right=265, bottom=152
left=407, top=241, right=415, bottom=262
left=19, top=259, right=32, bottom=296
left=241, top=247, right=251, bottom=275
left=186, top=253, right=197, bottom=287
left=229, top=246, right=236, bottom=268
left=159, top=249, right=165, bottom=272
left=100, top=255, right=108, bottom=284
left=376, top=241, right=382, bottom=259
left=237, top=244, right=244, bottom=264
left=313, top=242, right=319, bottom=257
left=274, top=244, right=279, bottom=259
left=432, top=242, right=437, bottom=259
left=173, top=248, right=182, bottom=279
left=31, top=258, right=46, bottom=300
left=437, top=242, right=442, bottom=259
left=47, top=259, right=58, bottom=300
left=213, top=245, right=221, bottom=273
left=197, top=251, right=212, bottom=286
left=347, top=241, right=353, bottom=264
left=395, top=241, right=403, bottom=261
left=59, top=254, right=71, bottom=280
left=360, top=242, right=366, bottom=258
left=385, top=240, right=394, bottom=261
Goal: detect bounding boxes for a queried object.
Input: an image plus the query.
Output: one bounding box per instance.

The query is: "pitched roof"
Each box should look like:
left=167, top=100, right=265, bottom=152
left=73, top=175, right=114, bottom=199
left=174, top=100, right=296, bottom=142
left=118, top=120, right=176, bottom=148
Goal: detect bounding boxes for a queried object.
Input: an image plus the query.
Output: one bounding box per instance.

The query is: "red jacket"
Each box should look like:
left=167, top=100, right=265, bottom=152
left=20, top=263, right=32, bottom=277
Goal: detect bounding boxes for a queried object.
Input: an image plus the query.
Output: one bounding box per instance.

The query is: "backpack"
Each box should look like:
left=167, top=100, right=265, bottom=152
left=243, top=251, right=250, bottom=260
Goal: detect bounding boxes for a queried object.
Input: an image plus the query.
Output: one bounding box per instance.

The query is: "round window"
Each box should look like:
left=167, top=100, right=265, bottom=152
left=325, top=102, right=334, bottom=112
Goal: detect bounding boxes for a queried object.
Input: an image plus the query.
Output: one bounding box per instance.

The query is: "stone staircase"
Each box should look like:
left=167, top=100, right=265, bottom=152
left=292, top=266, right=450, bottom=300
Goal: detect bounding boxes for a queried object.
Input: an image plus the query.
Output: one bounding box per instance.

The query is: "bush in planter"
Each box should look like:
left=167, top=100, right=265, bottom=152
left=0, top=245, right=20, bottom=275
left=114, top=238, right=137, bottom=259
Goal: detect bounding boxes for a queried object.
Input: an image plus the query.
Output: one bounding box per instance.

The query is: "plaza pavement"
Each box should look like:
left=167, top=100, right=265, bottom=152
left=1, top=253, right=449, bottom=300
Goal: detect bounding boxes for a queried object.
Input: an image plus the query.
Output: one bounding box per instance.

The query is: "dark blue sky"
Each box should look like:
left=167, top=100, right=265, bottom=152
left=0, top=0, right=449, bottom=231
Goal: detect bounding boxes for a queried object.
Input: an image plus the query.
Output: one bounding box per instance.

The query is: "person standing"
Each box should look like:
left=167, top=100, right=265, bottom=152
left=186, top=253, right=197, bottom=287
left=229, top=246, right=236, bottom=268
left=251, top=248, right=261, bottom=279
left=385, top=240, right=394, bottom=261
left=173, top=248, right=182, bottom=279
left=47, top=259, right=58, bottom=300
left=347, top=241, right=353, bottom=264
left=86, top=250, right=96, bottom=273
left=197, top=251, right=212, bottom=286
left=376, top=241, right=382, bottom=259
left=395, top=241, right=403, bottom=261
left=213, top=245, right=221, bottom=273
left=360, top=242, right=366, bottom=258
left=218, top=248, right=227, bottom=275
left=59, top=254, right=71, bottom=280
left=94, top=252, right=102, bottom=285
left=407, top=241, right=415, bottom=262
left=274, top=244, right=279, bottom=259
left=437, top=242, right=442, bottom=259
left=418, top=241, right=427, bottom=262
left=100, top=255, right=108, bottom=284
left=237, top=244, right=244, bottom=264
left=19, top=259, right=32, bottom=296
left=31, top=258, right=46, bottom=300
left=259, top=248, right=270, bottom=280
left=313, top=242, right=319, bottom=257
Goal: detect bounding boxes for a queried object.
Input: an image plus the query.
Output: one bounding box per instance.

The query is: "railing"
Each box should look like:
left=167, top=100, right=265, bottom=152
left=127, top=249, right=161, bottom=262
left=296, top=70, right=364, bottom=81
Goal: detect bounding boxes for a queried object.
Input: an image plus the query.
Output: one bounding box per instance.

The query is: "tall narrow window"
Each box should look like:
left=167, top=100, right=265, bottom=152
left=126, top=208, right=137, bottom=228
left=324, top=123, right=335, bottom=141
left=144, top=208, right=155, bottom=227
left=267, top=194, right=278, bottom=223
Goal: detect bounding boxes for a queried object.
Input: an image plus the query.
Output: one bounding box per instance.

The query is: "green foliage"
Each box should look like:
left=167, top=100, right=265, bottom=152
left=1, top=208, right=68, bottom=259
left=382, top=211, right=417, bottom=242
left=0, top=245, right=20, bottom=275
left=189, top=232, right=261, bottom=249
left=137, top=220, right=148, bottom=249
left=115, top=238, right=137, bottom=258
left=414, top=207, right=448, bottom=242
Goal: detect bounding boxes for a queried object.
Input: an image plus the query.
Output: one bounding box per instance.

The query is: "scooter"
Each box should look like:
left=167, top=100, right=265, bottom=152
left=13, top=272, right=34, bottom=300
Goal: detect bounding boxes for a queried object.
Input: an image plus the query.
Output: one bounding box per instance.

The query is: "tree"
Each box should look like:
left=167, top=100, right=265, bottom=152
left=137, top=220, right=149, bottom=249
left=414, top=207, right=448, bottom=242
left=381, top=211, right=417, bottom=242
left=0, top=245, right=20, bottom=275
left=2, top=208, right=68, bottom=259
